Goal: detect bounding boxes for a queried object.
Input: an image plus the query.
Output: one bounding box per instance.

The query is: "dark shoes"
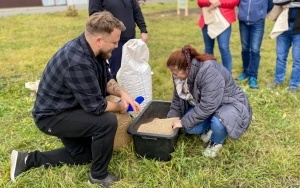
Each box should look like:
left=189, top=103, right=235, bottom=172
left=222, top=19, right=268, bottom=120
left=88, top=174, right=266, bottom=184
left=10, top=150, right=28, bottom=182
left=88, top=172, right=120, bottom=188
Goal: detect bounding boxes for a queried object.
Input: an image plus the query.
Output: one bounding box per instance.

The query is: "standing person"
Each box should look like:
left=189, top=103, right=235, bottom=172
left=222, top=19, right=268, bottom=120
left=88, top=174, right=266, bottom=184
left=197, top=0, right=239, bottom=73
left=236, top=0, right=273, bottom=89
left=267, top=1, right=300, bottom=93
left=89, top=0, right=148, bottom=79
left=167, top=45, right=252, bottom=158
left=10, top=11, right=141, bottom=188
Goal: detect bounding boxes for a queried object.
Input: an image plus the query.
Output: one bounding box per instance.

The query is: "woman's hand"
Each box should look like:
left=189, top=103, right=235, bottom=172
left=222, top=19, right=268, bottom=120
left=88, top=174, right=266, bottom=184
left=172, top=119, right=183, bottom=129
left=208, top=0, right=221, bottom=11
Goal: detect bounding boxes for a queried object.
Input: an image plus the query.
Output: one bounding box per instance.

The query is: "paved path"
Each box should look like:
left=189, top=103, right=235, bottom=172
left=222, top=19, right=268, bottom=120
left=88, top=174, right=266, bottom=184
left=0, top=4, right=87, bottom=17
left=0, top=0, right=176, bottom=17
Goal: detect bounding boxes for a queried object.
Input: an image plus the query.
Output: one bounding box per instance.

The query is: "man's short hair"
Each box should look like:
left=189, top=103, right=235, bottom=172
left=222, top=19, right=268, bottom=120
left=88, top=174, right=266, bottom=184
left=86, top=11, right=126, bottom=35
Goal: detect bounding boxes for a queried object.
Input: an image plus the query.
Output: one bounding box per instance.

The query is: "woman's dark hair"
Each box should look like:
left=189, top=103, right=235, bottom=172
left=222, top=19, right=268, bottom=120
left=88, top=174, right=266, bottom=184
left=166, top=45, right=216, bottom=70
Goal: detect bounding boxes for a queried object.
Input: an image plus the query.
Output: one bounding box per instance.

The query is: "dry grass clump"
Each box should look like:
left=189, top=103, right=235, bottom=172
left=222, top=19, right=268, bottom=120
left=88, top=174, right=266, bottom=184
left=65, top=5, right=78, bottom=17
left=137, top=117, right=179, bottom=135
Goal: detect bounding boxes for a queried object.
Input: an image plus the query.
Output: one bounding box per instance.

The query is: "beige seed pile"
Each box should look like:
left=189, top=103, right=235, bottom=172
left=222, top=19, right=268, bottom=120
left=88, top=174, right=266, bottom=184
left=137, top=117, right=179, bottom=135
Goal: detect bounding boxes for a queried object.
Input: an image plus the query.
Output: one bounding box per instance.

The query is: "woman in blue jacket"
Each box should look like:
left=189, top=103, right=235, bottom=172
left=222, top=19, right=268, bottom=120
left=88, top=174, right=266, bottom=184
left=236, top=0, right=273, bottom=88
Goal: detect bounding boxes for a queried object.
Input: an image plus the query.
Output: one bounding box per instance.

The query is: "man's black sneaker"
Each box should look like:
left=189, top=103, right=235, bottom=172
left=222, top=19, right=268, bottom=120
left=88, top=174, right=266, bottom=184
left=10, top=150, right=28, bottom=182
left=88, top=172, right=120, bottom=188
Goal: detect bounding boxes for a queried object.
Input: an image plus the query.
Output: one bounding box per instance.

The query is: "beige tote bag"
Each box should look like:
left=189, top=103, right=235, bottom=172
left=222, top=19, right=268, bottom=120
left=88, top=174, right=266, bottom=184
left=207, top=8, right=230, bottom=39
left=270, top=8, right=289, bottom=39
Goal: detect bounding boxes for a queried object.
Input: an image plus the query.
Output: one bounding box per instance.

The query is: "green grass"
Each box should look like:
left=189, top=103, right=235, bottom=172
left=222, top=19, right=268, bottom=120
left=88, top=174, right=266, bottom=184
left=1, top=1, right=300, bottom=187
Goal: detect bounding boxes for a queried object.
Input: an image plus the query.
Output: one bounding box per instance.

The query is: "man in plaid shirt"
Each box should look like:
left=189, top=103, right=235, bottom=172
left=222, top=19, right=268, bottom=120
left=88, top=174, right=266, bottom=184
left=10, top=11, right=141, bottom=187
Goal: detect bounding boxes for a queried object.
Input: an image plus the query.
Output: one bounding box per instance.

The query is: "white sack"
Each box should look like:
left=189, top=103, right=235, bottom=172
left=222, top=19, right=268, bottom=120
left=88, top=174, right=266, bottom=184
left=116, top=39, right=152, bottom=110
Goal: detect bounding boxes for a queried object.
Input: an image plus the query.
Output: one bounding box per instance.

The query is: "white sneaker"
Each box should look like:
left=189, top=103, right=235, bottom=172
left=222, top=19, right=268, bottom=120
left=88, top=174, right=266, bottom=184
left=203, top=141, right=222, bottom=158
left=200, top=130, right=212, bottom=143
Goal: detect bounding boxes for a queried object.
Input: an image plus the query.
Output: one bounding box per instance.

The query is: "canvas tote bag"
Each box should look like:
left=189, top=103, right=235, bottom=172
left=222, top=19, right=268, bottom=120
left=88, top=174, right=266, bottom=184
left=207, top=8, right=230, bottom=39
left=270, top=8, right=289, bottom=39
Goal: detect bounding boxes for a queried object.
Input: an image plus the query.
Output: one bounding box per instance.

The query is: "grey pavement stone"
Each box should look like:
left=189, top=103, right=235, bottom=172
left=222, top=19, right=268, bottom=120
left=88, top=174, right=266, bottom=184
left=0, top=0, right=177, bottom=17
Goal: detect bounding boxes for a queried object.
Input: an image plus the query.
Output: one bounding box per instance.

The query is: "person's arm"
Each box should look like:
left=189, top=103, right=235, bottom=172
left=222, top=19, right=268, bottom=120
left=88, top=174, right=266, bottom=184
left=181, top=66, right=225, bottom=130
left=88, top=0, right=103, bottom=16
left=131, top=0, right=148, bottom=42
left=106, top=79, right=141, bottom=114
left=167, top=79, right=184, bottom=118
left=198, top=0, right=211, bottom=8
left=219, top=0, right=240, bottom=8
left=168, top=87, right=185, bottom=130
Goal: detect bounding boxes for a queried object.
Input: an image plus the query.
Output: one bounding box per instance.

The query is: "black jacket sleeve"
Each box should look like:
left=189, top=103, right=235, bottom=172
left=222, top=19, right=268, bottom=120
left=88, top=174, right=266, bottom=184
left=131, top=0, right=147, bottom=33
left=89, top=0, right=103, bottom=16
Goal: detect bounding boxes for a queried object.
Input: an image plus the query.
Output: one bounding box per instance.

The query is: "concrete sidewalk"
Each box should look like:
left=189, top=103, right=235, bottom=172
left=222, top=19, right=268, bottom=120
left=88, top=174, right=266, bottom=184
left=0, top=4, right=88, bottom=17
left=0, top=0, right=176, bottom=17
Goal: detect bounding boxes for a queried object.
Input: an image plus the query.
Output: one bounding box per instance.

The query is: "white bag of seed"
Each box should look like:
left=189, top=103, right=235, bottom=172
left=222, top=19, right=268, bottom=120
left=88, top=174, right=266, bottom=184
left=116, top=39, right=152, bottom=111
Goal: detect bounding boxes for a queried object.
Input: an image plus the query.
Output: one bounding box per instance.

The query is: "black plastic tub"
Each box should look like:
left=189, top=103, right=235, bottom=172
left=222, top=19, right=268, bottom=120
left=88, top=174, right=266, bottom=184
left=127, top=100, right=179, bottom=161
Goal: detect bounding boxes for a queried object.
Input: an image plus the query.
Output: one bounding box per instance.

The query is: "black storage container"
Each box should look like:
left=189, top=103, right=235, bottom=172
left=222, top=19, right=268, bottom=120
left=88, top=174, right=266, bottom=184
left=127, top=100, right=179, bottom=161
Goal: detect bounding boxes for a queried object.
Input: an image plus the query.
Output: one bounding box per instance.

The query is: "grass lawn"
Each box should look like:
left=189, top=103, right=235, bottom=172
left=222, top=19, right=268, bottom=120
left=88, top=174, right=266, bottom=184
left=0, top=1, right=299, bottom=187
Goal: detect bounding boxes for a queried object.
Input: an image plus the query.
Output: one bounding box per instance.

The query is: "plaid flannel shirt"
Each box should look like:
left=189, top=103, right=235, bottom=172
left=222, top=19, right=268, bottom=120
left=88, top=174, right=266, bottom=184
left=32, top=33, right=114, bottom=122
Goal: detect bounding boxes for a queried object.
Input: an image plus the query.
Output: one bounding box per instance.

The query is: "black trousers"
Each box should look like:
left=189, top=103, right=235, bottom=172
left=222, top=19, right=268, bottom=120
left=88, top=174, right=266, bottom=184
left=109, top=39, right=128, bottom=79
left=27, top=109, right=118, bottom=179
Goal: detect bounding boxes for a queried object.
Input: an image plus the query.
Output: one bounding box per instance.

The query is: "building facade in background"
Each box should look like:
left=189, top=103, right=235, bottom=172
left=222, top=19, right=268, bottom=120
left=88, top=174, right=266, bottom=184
left=0, top=0, right=87, bottom=8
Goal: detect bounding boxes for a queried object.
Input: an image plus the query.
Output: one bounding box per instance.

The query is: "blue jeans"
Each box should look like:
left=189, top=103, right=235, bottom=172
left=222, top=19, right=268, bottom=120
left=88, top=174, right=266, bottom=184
left=275, top=22, right=300, bottom=88
left=202, top=25, right=232, bottom=73
left=184, top=115, right=228, bottom=144
left=239, top=20, right=265, bottom=78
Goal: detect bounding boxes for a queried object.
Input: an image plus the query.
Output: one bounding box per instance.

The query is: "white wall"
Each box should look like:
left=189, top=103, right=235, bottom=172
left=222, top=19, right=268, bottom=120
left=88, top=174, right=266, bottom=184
left=42, top=0, right=67, bottom=6
left=42, top=0, right=87, bottom=6
left=66, top=0, right=88, bottom=5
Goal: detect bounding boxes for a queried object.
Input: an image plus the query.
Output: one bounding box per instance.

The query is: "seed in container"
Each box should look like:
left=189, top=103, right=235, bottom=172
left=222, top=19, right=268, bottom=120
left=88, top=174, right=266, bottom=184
left=137, top=117, right=180, bottom=135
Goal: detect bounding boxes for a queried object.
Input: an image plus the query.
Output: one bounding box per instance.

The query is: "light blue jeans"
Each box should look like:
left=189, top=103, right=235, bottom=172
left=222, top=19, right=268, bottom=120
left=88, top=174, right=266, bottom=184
left=274, top=22, right=300, bottom=88
left=202, top=25, right=232, bottom=73
left=184, top=113, right=228, bottom=144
